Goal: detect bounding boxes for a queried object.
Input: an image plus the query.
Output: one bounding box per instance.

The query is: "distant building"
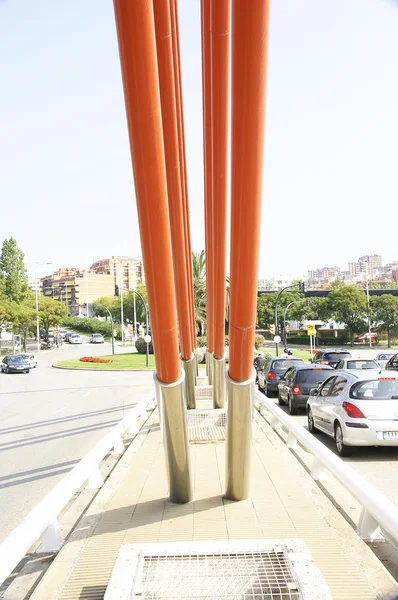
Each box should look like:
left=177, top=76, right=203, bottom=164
left=90, top=256, right=144, bottom=291
left=357, top=254, right=383, bottom=275
left=258, top=275, right=298, bottom=291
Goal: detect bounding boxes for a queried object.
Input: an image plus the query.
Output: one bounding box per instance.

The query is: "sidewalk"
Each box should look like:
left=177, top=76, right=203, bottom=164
left=29, top=379, right=397, bottom=600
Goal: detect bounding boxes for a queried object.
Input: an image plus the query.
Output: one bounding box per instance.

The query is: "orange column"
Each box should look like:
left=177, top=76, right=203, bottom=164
left=153, top=0, right=192, bottom=362
left=211, top=0, right=230, bottom=360
left=201, top=0, right=214, bottom=354
left=228, top=0, right=271, bottom=382
left=113, top=0, right=180, bottom=384
left=170, top=0, right=197, bottom=351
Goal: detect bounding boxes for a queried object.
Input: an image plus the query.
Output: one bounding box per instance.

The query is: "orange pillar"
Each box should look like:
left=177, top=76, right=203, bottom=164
left=153, top=0, right=192, bottom=362
left=211, top=0, right=230, bottom=361
left=228, top=0, right=271, bottom=382
left=201, top=0, right=214, bottom=377
left=113, top=0, right=192, bottom=503
left=225, top=0, right=271, bottom=501
left=170, top=0, right=197, bottom=353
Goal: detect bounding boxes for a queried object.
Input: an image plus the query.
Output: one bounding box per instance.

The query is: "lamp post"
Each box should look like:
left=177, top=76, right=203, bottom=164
left=121, top=287, right=149, bottom=367
left=97, top=305, right=115, bottom=355
left=35, top=262, right=53, bottom=352
left=283, top=298, right=307, bottom=349
left=274, top=282, right=305, bottom=356
left=366, top=276, right=372, bottom=348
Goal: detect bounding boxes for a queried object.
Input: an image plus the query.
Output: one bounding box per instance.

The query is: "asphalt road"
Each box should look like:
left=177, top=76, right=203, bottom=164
left=0, top=337, right=154, bottom=541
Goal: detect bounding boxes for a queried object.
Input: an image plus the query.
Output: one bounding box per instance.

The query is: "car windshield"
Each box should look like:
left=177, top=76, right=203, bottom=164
left=378, top=354, right=394, bottom=361
left=350, top=378, right=398, bottom=400
left=71, top=334, right=79, bottom=338
left=346, top=360, right=379, bottom=370
left=273, top=359, right=303, bottom=370
left=8, top=356, right=25, bottom=363
left=324, top=353, right=350, bottom=362
left=296, top=369, right=332, bottom=383
left=93, top=334, right=101, bottom=337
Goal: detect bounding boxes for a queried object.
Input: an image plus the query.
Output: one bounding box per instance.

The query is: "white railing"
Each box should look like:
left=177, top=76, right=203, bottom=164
left=0, top=394, right=156, bottom=587
left=255, top=389, right=398, bottom=546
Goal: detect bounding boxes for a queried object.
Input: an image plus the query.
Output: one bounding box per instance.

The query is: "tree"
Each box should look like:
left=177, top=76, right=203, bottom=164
left=192, top=250, right=206, bottom=335
left=93, top=296, right=116, bottom=320
left=38, top=296, right=67, bottom=333
left=257, top=291, right=304, bottom=330
left=326, top=283, right=367, bottom=346
left=370, top=294, right=398, bottom=348
left=0, top=238, right=28, bottom=303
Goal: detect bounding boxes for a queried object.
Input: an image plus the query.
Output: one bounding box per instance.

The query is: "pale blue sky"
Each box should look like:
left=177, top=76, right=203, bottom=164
left=1, top=0, right=397, bottom=281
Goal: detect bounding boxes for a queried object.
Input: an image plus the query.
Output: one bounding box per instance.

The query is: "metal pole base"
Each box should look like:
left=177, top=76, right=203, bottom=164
left=225, top=371, right=255, bottom=501
left=182, top=354, right=196, bottom=409
left=194, top=349, right=199, bottom=376
left=207, top=351, right=214, bottom=385
left=154, top=372, right=193, bottom=504
left=212, top=355, right=226, bottom=409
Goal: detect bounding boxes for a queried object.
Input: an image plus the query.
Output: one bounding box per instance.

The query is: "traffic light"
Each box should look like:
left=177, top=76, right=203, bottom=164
left=277, top=324, right=282, bottom=335
left=285, top=323, right=290, bottom=333
left=269, top=324, right=275, bottom=335
left=115, top=285, right=120, bottom=297
left=298, top=281, right=306, bottom=293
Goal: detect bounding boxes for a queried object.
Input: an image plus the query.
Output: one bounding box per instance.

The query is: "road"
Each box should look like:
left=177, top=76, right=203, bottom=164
left=0, top=337, right=153, bottom=541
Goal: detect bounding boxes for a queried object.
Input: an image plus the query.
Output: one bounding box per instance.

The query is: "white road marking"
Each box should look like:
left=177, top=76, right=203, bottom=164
left=82, top=392, right=91, bottom=398
left=52, top=406, right=66, bottom=415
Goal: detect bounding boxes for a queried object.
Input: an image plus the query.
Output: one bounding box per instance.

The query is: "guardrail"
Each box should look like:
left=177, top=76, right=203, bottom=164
left=255, top=389, right=398, bottom=546
left=0, top=394, right=156, bottom=587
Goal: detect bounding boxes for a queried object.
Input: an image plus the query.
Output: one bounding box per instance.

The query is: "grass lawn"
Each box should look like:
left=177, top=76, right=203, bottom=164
left=56, top=352, right=155, bottom=370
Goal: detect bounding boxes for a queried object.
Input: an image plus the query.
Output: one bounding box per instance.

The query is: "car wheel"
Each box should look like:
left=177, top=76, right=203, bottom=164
left=307, top=408, right=320, bottom=434
left=277, top=391, right=285, bottom=405
left=334, top=422, right=352, bottom=457
left=288, top=395, right=297, bottom=415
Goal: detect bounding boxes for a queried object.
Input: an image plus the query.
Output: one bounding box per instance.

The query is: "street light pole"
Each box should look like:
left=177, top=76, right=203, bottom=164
left=274, top=282, right=304, bottom=356
left=97, top=305, right=115, bottom=355
left=121, top=286, right=149, bottom=366
left=35, top=262, right=53, bottom=352
left=366, top=276, right=372, bottom=348
left=283, top=298, right=307, bottom=349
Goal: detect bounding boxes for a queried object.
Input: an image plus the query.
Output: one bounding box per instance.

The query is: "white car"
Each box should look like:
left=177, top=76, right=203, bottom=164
left=90, top=333, right=104, bottom=344
left=20, top=353, right=37, bottom=369
left=69, top=334, right=82, bottom=345
left=376, top=352, right=395, bottom=369
left=334, top=358, right=381, bottom=373
left=307, top=371, right=398, bottom=456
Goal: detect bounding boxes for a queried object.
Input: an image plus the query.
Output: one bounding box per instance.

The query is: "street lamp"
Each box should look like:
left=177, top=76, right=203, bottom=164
left=366, top=275, right=372, bottom=348
left=283, top=298, right=307, bottom=349
left=35, top=262, right=53, bottom=352
left=96, top=305, right=115, bottom=355
left=120, top=286, right=149, bottom=367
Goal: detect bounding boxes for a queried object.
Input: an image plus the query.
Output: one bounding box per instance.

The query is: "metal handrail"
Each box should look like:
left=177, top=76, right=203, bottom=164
left=255, top=389, right=398, bottom=545
left=0, top=394, right=156, bottom=587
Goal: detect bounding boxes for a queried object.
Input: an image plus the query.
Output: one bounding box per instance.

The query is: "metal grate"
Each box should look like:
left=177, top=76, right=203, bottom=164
left=140, top=551, right=301, bottom=599
left=105, top=541, right=331, bottom=600
left=187, top=409, right=226, bottom=443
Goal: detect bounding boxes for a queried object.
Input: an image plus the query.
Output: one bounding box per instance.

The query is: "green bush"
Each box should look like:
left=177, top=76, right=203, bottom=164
left=195, top=336, right=230, bottom=349
left=135, top=336, right=154, bottom=354
left=63, top=316, right=121, bottom=340
left=254, top=334, right=265, bottom=349
left=286, top=334, right=350, bottom=346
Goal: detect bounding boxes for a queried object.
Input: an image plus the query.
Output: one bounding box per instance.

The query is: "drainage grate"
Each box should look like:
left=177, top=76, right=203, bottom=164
left=187, top=409, right=226, bottom=443
left=105, top=541, right=331, bottom=600
left=141, top=552, right=300, bottom=599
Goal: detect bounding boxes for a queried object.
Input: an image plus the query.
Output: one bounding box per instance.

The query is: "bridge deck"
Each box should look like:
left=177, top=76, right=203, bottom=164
left=30, top=396, right=395, bottom=600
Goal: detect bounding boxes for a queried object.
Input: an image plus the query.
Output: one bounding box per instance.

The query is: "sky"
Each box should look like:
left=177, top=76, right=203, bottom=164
left=0, top=0, right=398, bottom=282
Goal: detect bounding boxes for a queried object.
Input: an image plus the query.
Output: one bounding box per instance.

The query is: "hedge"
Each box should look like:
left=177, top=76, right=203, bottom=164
left=63, top=317, right=122, bottom=340
left=286, top=335, right=350, bottom=346
left=196, top=336, right=230, bottom=348
left=135, top=337, right=154, bottom=354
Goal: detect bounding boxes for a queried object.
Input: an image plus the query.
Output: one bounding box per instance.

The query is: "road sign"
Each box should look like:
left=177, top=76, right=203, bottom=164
left=273, top=335, right=281, bottom=344
left=144, top=335, right=152, bottom=343
left=269, top=324, right=275, bottom=335
left=307, top=325, right=315, bottom=337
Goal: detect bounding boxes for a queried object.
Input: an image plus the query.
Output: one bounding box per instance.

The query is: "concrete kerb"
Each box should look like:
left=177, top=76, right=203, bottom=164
left=52, top=364, right=153, bottom=372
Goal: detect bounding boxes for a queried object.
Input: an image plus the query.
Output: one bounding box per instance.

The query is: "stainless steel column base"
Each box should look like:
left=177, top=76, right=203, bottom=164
left=194, top=348, right=199, bottom=376
left=225, top=371, right=255, bottom=501
left=182, top=354, right=196, bottom=409
left=154, top=372, right=193, bottom=504
left=207, top=351, right=214, bottom=385
left=212, top=355, right=226, bottom=409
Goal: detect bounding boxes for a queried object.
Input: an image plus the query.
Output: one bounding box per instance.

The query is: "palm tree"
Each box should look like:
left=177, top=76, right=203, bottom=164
left=192, top=250, right=207, bottom=335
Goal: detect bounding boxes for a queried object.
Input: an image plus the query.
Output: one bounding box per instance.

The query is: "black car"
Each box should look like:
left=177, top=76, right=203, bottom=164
left=257, top=356, right=304, bottom=396
left=385, top=354, right=398, bottom=371
left=311, top=349, right=351, bottom=368
left=277, top=365, right=334, bottom=414
left=1, top=354, right=30, bottom=374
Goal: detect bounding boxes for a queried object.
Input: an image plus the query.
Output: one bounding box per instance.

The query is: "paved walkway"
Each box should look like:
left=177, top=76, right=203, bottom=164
left=30, top=386, right=397, bottom=600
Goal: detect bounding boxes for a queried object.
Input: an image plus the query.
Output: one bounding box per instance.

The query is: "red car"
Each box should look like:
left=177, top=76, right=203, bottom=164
left=357, top=332, right=377, bottom=342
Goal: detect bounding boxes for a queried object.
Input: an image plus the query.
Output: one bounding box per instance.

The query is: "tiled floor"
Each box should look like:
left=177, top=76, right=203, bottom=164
left=31, top=407, right=394, bottom=600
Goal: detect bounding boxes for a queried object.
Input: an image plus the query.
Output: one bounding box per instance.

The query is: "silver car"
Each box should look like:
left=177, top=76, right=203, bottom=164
left=334, top=357, right=381, bottom=373
left=69, top=334, right=82, bottom=345
left=376, top=352, right=395, bottom=369
left=20, top=353, right=37, bottom=369
left=90, top=333, right=104, bottom=344
left=307, top=371, right=398, bottom=456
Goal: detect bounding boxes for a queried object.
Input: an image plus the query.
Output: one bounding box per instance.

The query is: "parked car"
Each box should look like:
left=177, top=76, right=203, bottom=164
left=376, top=353, right=395, bottom=369
left=258, top=356, right=304, bottom=396
left=90, top=333, right=104, bottom=344
left=20, top=353, right=37, bottom=369
left=307, top=371, right=398, bottom=456
left=1, top=354, right=30, bottom=374
left=69, top=333, right=82, bottom=345
left=64, top=332, right=73, bottom=342
left=334, top=358, right=380, bottom=372
left=277, top=365, right=334, bottom=414
left=385, top=354, right=398, bottom=371
left=311, top=349, right=352, bottom=367
left=60, top=329, right=68, bottom=340
left=357, top=332, right=377, bottom=342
